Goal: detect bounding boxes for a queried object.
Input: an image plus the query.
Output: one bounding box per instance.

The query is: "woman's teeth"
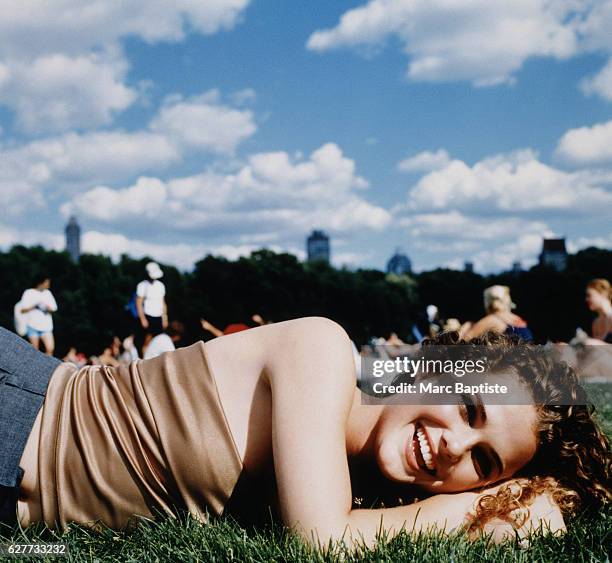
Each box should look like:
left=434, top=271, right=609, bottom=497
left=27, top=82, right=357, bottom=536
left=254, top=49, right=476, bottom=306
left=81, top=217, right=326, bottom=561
left=415, top=425, right=435, bottom=471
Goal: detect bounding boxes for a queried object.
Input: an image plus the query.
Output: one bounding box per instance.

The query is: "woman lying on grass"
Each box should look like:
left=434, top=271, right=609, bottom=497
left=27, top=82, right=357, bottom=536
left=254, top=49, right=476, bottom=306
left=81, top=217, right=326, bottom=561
left=1, top=319, right=610, bottom=550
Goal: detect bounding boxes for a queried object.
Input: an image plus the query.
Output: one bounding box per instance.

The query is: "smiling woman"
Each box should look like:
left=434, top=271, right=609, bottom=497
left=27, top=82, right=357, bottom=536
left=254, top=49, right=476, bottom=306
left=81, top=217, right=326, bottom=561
left=1, top=320, right=610, bottom=550
left=371, top=390, right=536, bottom=491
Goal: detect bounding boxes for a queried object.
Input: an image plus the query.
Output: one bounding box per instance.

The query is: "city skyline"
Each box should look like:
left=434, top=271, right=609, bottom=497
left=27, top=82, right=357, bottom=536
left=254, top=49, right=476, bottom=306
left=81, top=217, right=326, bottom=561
left=1, top=1, right=611, bottom=273
left=56, top=216, right=581, bottom=276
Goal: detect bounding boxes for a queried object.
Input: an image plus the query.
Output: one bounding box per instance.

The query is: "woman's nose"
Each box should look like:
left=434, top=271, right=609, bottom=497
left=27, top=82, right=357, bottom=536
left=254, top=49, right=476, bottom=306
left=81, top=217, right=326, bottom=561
left=440, top=429, right=478, bottom=464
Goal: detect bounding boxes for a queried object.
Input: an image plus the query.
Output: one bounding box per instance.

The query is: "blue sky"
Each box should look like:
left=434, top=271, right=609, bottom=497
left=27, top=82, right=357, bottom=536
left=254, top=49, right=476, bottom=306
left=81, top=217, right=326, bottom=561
left=1, top=0, right=611, bottom=272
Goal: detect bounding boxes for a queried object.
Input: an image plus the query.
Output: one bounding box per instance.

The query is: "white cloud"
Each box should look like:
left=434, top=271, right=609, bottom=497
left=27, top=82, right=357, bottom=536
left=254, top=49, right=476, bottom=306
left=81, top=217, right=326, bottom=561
left=398, top=149, right=450, bottom=173
left=556, top=120, right=612, bottom=165
left=395, top=145, right=612, bottom=271
left=0, top=172, right=46, bottom=216
left=399, top=211, right=550, bottom=241
left=467, top=232, right=548, bottom=273
left=471, top=231, right=612, bottom=273
left=307, top=0, right=578, bottom=87
left=82, top=231, right=288, bottom=271
left=0, top=1, right=251, bottom=133
left=0, top=1, right=250, bottom=58
left=151, top=91, right=256, bottom=154
left=1, top=131, right=178, bottom=189
left=0, top=53, right=136, bottom=134
left=63, top=143, right=391, bottom=239
left=65, top=178, right=169, bottom=221
left=567, top=234, right=612, bottom=253
left=576, top=0, right=612, bottom=54
left=399, top=211, right=554, bottom=272
left=229, top=88, right=257, bottom=106
left=0, top=224, right=64, bottom=250
left=0, top=91, right=257, bottom=215
left=305, top=0, right=612, bottom=101
left=580, top=57, right=612, bottom=102
left=406, top=149, right=612, bottom=214
left=0, top=220, right=328, bottom=271
left=0, top=224, right=293, bottom=272
left=81, top=231, right=207, bottom=271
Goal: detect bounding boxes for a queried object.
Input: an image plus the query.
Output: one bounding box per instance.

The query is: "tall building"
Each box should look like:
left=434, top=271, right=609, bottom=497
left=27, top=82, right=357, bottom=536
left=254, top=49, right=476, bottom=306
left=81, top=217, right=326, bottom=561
left=386, top=248, right=412, bottom=275
left=539, top=238, right=567, bottom=272
left=65, top=215, right=81, bottom=262
left=512, top=261, right=522, bottom=276
left=306, top=230, right=330, bottom=263
left=464, top=261, right=474, bottom=273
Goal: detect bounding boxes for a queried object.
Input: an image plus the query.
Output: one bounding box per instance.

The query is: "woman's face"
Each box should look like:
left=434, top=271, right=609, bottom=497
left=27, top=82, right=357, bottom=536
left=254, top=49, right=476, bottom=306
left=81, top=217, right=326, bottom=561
left=373, top=375, right=538, bottom=493
left=585, top=288, right=606, bottom=312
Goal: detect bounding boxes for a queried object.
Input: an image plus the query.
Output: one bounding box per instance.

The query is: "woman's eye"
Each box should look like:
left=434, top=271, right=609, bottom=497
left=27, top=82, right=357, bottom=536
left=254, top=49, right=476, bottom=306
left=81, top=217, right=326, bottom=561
left=460, top=394, right=477, bottom=426
left=472, top=447, right=492, bottom=480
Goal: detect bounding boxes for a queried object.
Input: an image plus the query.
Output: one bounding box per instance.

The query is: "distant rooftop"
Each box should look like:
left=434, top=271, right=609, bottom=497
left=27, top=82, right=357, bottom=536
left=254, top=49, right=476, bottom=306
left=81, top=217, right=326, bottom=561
left=541, top=238, right=567, bottom=252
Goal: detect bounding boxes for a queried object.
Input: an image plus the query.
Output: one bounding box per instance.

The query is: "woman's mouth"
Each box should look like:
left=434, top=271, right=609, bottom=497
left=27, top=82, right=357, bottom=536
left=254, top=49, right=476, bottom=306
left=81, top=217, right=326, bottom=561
left=411, top=422, right=436, bottom=476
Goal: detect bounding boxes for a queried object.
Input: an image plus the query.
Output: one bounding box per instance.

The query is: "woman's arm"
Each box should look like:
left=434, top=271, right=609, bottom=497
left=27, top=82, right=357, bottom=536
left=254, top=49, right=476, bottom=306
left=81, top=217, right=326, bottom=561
left=162, top=300, right=168, bottom=330
left=591, top=316, right=610, bottom=340
left=476, top=490, right=565, bottom=543
left=46, top=291, right=58, bottom=313
left=349, top=488, right=565, bottom=546
left=20, top=290, right=36, bottom=313
left=201, top=318, right=223, bottom=338
left=464, top=315, right=504, bottom=341
left=136, top=296, right=148, bottom=328
left=263, top=318, right=473, bottom=546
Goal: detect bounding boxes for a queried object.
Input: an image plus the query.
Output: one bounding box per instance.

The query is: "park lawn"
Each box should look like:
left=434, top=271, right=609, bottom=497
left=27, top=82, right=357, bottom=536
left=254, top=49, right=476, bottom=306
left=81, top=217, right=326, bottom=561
left=1, top=384, right=610, bottom=563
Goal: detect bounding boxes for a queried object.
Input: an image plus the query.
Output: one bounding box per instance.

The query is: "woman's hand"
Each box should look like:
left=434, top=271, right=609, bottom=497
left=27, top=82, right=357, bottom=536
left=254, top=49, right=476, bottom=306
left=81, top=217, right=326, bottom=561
left=472, top=482, right=566, bottom=544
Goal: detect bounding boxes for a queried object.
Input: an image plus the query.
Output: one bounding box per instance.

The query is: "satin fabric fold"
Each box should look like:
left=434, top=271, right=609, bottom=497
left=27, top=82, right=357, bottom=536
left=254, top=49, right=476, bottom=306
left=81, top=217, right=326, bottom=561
left=37, top=342, right=243, bottom=530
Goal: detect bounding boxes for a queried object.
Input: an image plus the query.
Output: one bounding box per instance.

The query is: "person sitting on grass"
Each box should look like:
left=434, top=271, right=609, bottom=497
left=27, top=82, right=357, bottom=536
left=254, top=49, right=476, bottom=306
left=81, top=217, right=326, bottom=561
left=143, top=321, right=185, bottom=360
left=464, top=285, right=533, bottom=343
left=200, top=313, right=268, bottom=338
left=90, top=335, right=122, bottom=367
left=1, top=319, right=609, bottom=550
left=585, top=278, right=612, bottom=344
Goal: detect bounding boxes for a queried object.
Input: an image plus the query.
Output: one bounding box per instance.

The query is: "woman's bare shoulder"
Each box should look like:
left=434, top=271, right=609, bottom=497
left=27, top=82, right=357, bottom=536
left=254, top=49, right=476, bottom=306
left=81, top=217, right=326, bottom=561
left=465, top=314, right=506, bottom=339
left=205, top=317, right=354, bottom=383
left=206, top=317, right=350, bottom=354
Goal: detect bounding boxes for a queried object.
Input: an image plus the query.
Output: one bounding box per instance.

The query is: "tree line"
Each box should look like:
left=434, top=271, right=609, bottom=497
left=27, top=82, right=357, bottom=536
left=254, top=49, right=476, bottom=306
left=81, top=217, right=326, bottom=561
left=0, top=245, right=610, bottom=356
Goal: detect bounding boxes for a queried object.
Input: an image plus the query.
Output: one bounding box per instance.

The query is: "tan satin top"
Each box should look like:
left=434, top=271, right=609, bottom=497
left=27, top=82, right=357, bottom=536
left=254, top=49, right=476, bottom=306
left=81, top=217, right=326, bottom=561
left=37, top=342, right=243, bottom=530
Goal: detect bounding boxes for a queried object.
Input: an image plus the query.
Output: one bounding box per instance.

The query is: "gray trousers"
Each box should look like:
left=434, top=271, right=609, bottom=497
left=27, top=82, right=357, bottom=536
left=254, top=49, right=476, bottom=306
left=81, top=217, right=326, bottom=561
left=0, top=326, right=59, bottom=526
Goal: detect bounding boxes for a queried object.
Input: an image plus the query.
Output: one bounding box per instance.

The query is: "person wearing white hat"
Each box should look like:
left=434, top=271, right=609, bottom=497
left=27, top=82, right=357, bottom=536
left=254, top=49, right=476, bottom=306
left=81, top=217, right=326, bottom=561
left=135, top=262, right=168, bottom=355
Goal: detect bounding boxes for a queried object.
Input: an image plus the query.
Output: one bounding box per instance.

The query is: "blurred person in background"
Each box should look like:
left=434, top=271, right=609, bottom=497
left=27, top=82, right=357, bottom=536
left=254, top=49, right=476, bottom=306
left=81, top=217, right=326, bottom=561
left=62, top=347, right=87, bottom=368
left=135, top=262, right=168, bottom=357
left=144, top=321, right=185, bottom=360
left=90, top=336, right=122, bottom=367
left=411, top=304, right=442, bottom=343
left=464, top=285, right=533, bottom=342
left=19, top=275, right=58, bottom=356
left=200, top=313, right=269, bottom=338
left=120, top=335, right=139, bottom=363
left=585, top=279, right=612, bottom=343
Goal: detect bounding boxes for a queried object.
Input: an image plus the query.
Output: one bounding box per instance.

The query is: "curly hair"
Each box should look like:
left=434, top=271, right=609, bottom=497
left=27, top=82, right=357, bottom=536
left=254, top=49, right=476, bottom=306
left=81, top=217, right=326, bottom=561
left=422, top=331, right=611, bottom=534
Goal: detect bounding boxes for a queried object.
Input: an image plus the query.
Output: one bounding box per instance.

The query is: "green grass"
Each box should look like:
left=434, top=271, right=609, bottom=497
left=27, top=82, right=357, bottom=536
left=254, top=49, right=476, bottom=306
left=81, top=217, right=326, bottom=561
left=1, top=384, right=610, bottom=562
left=1, top=509, right=610, bottom=563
